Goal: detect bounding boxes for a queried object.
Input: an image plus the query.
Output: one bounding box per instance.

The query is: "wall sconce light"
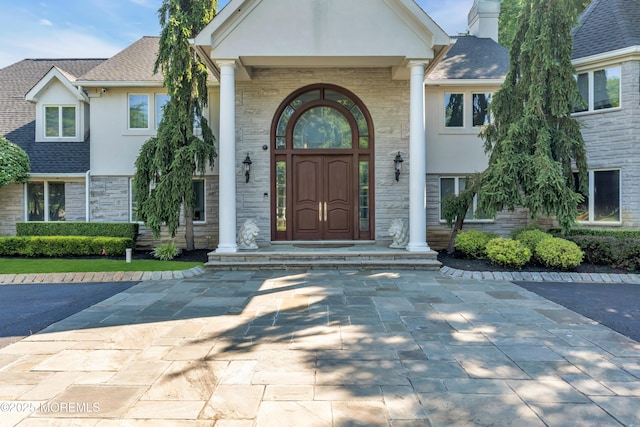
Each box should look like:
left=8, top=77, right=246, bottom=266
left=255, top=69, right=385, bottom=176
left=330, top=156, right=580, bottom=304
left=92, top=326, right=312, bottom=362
left=394, top=152, right=403, bottom=182
left=242, top=153, right=252, bottom=183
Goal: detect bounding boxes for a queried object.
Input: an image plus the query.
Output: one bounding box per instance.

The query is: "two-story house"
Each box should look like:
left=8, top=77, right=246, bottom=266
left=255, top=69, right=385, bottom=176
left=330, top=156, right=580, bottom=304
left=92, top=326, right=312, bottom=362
left=570, top=0, right=640, bottom=227
left=0, top=0, right=637, bottom=256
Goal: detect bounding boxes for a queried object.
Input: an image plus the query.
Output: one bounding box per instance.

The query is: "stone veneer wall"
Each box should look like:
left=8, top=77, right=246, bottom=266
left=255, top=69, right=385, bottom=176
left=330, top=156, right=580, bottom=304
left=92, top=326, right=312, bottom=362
left=90, top=177, right=131, bottom=222
left=0, top=184, right=23, bottom=236
left=426, top=175, right=541, bottom=249
left=235, top=68, right=411, bottom=245
left=577, top=60, right=640, bottom=227
left=89, top=176, right=219, bottom=250
left=64, top=181, right=87, bottom=222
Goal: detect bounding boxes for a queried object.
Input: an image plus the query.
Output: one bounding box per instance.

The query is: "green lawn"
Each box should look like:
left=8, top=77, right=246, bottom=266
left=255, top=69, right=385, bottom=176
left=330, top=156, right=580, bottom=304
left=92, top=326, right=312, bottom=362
left=0, top=258, right=203, bottom=275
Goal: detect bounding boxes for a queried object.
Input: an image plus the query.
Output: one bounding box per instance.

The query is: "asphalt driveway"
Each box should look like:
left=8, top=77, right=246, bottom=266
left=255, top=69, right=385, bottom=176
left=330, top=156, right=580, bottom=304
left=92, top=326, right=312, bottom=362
left=0, top=281, right=138, bottom=348
left=516, top=281, right=640, bottom=342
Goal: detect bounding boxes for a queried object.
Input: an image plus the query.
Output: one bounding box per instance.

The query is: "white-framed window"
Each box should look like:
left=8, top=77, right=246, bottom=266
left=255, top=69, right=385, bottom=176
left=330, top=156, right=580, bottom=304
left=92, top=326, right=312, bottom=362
left=155, top=94, right=170, bottom=129
left=472, top=93, right=492, bottom=126
left=44, top=106, right=76, bottom=138
left=440, top=177, right=492, bottom=222
left=129, top=178, right=205, bottom=223
left=444, top=93, right=464, bottom=127
left=128, top=94, right=149, bottom=129
left=192, top=179, right=206, bottom=222
left=443, top=92, right=492, bottom=129
left=129, top=178, right=142, bottom=223
left=26, top=181, right=66, bottom=222
left=575, top=169, right=621, bottom=223
left=574, top=66, right=621, bottom=113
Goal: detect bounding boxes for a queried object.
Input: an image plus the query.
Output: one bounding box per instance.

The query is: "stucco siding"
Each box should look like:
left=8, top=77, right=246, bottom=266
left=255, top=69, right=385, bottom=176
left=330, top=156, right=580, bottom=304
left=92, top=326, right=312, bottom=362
left=0, top=184, right=24, bottom=236
left=88, top=86, right=220, bottom=177
left=425, top=85, right=501, bottom=174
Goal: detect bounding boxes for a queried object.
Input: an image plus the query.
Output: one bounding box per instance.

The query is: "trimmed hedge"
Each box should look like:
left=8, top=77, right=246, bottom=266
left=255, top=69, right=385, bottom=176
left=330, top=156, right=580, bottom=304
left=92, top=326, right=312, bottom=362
left=486, top=238, right=532, bottom=269
left=455, top=230, right=497, bottom=259
left=0, top=236, right=133, bottom=257
left=567, top=235, right=640, bottom=271
left=534, top=237, right=583, bottom=270
left=16, top=222, right=138, bottom=240
left=551, top=227, right=640, bottom=239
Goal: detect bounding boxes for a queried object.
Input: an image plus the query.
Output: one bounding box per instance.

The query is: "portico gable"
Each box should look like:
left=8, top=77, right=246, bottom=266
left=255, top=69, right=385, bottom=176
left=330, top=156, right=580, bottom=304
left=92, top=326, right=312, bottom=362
left=193, top=0, right=451, bottom=253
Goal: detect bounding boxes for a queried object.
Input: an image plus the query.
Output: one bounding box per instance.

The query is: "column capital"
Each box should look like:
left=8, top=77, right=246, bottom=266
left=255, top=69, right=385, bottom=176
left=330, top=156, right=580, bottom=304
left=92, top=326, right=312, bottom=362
left=215, top=59, right=237, bottom=69
left=406, top=60, right=429, bottom=69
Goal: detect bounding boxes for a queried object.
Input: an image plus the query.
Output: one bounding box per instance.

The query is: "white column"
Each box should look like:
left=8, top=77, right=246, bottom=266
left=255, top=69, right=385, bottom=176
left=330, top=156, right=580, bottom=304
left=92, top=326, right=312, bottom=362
left=406, top=61, right=431, bottom=253
left=216, top=60, right=238, bottom=253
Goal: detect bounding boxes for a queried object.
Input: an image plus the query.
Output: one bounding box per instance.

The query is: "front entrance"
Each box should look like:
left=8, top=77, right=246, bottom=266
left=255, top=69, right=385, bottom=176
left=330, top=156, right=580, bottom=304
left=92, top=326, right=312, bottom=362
left=293, top=155, right=353, bottom=240
left=271, top=84, right=374, bottom=241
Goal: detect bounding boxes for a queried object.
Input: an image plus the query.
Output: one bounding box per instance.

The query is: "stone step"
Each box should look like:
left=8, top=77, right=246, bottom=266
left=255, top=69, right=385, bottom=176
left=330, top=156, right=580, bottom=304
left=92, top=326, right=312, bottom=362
left=205, top=248, right=441, bottom=270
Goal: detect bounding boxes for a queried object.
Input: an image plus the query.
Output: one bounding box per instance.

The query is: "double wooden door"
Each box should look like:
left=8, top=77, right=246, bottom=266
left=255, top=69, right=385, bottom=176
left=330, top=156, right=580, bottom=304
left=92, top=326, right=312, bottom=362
left=292, top=154, right=353, bottom=240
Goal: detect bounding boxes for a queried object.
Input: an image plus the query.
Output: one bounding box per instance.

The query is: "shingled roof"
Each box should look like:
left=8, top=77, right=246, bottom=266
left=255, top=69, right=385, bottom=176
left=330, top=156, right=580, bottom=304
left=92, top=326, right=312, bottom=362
left=426, top=36, right=509, bottom=81
left=572, top=0, right=640, bottom=60
left=0, top=59, right=105, bottom=174
left=78, top=36, right=162, bottom=84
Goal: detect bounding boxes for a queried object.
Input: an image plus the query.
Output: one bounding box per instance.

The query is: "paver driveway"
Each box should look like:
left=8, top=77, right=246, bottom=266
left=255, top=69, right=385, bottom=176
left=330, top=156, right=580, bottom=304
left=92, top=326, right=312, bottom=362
left=1, top=269, right=639, bottom=426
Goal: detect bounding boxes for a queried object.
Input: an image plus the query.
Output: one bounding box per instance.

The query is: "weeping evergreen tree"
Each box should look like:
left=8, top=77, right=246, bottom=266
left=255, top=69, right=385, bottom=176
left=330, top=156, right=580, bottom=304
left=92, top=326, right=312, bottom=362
left=134, top=0, right=217, bottom=250
left=499, top=0, right=590, bottom=50
left=478, top=0, right=588, bottom=233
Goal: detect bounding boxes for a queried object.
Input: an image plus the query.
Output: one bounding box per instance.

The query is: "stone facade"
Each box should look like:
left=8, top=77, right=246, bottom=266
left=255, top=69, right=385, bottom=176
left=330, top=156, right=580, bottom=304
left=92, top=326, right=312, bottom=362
left=89, top=175, right=219, bottom=249
left=64, top=181, right=87, bottom=222
left=425, top=174, right=540, bottom=249
left=90, top=176, right=131, bottom=222
left=0, top=184, right=24, bottom=236
left=234, top=68, right=411, bottom=245
left=577, top=60, right=640, bottom=227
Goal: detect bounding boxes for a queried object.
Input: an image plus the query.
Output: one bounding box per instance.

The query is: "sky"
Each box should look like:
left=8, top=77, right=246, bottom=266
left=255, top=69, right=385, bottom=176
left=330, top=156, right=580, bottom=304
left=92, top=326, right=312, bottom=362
left=0, top=0, right=474, bottom=69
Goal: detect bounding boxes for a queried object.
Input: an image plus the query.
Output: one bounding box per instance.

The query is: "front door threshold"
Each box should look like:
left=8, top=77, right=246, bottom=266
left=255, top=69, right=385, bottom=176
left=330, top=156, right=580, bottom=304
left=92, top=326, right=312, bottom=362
left=270, top=240, right=376, bottom=246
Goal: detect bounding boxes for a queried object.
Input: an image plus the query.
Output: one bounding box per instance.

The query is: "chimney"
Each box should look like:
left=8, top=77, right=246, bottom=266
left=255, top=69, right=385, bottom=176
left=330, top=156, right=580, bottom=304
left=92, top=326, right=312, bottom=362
left=467, top=0, right=501, bottom=42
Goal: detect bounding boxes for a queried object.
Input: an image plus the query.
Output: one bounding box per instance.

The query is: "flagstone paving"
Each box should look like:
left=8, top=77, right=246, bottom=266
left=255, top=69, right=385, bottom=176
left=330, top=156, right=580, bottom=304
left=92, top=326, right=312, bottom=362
left=1, top=269, right=639, bottom=426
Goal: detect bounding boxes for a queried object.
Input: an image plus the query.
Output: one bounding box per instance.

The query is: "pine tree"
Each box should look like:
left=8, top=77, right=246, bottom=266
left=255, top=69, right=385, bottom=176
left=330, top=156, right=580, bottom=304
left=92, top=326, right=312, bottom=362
left=479, top=0, right=588, bottom=232
left=134, top=0, right=217, bottom=250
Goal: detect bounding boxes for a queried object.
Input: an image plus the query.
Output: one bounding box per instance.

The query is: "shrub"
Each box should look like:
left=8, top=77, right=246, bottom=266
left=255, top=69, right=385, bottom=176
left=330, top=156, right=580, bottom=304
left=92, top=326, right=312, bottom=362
left=455, top=230, right=496, bottom=258
left=566, top=235, right=617, bottom=265
left=152, top=241, right=181, bottom=261
left=617, top=241, right=640, bottom=271
left=0, top=236, right=132, bottom=257
left=16, top=222, right=138, bottom=240
left=550, top=227, right=640, bottom=239
left=486, top=238, right=531, bottom=269
left=511, top=223, right=543, bottom=240
left=515, top=229, right=553, bottom=253
left=534, top=237, right=583, bottom=270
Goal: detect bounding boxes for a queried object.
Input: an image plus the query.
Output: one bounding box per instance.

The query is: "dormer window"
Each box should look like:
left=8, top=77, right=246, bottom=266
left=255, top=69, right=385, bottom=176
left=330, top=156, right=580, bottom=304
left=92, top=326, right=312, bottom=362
left=45, top=106, right=76, bottom=138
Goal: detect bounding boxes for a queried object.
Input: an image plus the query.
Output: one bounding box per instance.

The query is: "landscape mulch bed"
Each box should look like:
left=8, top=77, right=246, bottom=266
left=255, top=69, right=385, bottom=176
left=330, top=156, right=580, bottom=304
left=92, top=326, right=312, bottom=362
left=437, top=250, right=631, bottom=275
left=128, top=249, right=211, bottom=263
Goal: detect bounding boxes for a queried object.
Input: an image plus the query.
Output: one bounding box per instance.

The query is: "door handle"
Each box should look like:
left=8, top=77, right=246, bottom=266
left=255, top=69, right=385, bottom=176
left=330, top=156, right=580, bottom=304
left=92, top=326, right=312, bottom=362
left=324, top=202, right=328, bottom=222
left=319, top=202, right=322, bottom=222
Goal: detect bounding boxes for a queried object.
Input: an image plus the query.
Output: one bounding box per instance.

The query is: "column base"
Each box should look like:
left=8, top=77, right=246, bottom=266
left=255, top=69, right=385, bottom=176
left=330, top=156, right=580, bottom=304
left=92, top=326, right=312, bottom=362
left=216, top=244, right=238, bottom=254
left=406, top=242, right=432, bottom=253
